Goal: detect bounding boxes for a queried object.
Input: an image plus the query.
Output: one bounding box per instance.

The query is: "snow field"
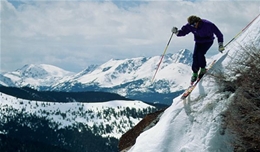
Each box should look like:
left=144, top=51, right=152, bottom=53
left=0, top=93, right=154, bottom=139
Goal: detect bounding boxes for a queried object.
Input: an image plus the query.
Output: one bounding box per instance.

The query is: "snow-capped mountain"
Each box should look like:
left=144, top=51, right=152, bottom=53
left=2, top=49, right=195, bottom=105
left=171, top=48, right=193, bottom=66
left=53, top=49, right=193, bottom=89
left=50, top=49, right=195, bottom=105
left=126, top=14, right=260, bottom=152
left=2, top=64, right=74, bottom=89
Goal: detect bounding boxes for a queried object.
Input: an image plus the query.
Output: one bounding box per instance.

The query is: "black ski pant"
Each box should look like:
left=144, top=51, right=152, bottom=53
left=192, top=41, right=213, bottom=73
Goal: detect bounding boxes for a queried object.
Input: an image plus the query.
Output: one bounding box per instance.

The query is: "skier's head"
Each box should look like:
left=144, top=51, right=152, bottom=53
left=187, top=15, right=201, bottom=27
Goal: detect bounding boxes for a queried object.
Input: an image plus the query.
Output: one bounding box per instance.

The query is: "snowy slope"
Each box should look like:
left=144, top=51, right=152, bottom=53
left=0, top=92, right=155, bottom=139
left=128, top=14, right=260, bottom=152
left=0, top=74, right=15, bottom=86
left=3, top=64, right=74, bottom=88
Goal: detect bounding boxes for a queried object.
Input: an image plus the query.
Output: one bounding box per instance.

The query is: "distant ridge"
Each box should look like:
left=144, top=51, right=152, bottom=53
left=0, top=86, right=130, bottom=103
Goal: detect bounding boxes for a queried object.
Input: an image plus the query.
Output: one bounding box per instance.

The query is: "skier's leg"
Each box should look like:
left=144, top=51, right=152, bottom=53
left=197, top=41, right=213, bottom=78
left=192, top=43, right=200, bottom=73
left=191, top=43, right=200, bottom=84
left=198, top=41, right=213, bottom=68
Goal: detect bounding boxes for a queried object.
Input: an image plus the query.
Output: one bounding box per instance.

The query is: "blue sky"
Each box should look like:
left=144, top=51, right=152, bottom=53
left=1, top=0, right=260, bottom=72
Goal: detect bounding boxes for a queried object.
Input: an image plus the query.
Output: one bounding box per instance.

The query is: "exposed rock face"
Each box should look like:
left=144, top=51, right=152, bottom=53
left=118, top=109, right=166, bottom=152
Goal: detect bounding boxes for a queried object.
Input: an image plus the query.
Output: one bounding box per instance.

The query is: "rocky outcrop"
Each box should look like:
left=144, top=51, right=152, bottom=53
left=118, top=109, right=166, bottom=152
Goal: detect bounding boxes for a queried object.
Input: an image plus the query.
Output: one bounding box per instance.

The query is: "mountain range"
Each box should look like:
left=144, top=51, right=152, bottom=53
left=1, top=13, right=259, bottom=152
left=0, top=48, right=196, bottom=151
left=1, top=49, right=198, bottom=105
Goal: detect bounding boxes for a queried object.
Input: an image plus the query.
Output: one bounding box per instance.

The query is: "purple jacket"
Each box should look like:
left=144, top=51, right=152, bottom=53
left=177, top=19, right=223, bottom=43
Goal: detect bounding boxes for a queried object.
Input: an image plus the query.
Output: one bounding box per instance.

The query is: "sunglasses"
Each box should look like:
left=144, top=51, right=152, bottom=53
left=190, top=22, right=196, bottom=27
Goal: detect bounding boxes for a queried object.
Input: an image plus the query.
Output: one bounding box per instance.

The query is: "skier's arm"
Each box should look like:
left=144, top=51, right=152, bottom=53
left=212, top=24, right=224, bottom=52
left=212, top=24, right=224, bottom=43
left=176, top=24, right=191, bottom=37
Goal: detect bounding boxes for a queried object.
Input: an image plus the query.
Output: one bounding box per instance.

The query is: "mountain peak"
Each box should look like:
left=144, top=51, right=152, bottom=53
left=3, top=64, right=74, bottom=88
left=16, top=64, right=73, bottom=78
left=172, top=49, right=193, bottom=65
left=75, top=64, right=98, bottom=78
left=16, top=64, right=48, bottom=78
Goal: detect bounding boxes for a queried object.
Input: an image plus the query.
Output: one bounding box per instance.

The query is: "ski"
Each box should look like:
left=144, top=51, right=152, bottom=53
left=181, top=60, right=216, bottom=99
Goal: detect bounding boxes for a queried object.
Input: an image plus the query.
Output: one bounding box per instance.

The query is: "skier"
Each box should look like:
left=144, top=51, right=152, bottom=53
left=171, top=15, right=224, bottom=85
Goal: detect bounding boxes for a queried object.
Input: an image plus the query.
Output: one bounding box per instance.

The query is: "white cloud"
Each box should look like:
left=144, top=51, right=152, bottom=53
left=1, top=0, right=260, bottom=72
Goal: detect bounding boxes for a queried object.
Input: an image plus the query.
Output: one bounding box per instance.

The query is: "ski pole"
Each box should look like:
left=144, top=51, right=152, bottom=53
left=151, top=32, right=174, bottom=83
left=224, top=13, right=260, bottom=47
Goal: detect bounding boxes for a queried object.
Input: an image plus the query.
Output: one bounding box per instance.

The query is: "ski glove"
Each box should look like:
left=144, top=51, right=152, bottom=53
left=218, top=42, right=225, bottom=53
left=171, top=27, right=178, bottom=34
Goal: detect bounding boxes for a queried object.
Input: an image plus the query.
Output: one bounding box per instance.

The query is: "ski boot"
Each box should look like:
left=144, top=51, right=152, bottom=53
left=190, top=73, right=198, bottom=85
left=198, top=68, right=207, bottom=79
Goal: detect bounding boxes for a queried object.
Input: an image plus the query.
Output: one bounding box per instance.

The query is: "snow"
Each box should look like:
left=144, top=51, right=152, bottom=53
left=128, top=14, right=260, bottom=152
left=2, top=49, right=194, bottom=102
left=3, top=64, right=74, bottom=88
left=0, top=92, right=154, bottom=139
left=1, top=11, right=259, bottom=152
left=52, top=49, right=193, bottom=91
left=129, top=72, right=234, bottom=151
